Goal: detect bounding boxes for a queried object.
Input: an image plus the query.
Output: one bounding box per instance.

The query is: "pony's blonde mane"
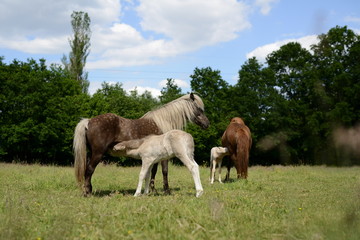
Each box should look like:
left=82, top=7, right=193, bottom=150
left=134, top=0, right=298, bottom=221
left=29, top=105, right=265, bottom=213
left=141, top=94, right=204, bottom=133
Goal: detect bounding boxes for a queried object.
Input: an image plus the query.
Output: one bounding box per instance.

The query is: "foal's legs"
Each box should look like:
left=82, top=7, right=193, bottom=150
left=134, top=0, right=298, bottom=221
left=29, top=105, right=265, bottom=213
left=210, top=158, right=217, bottom=184
left=218, top=160, right=223, bottom=183
left=179, top=155, right=203, bottom=197
left=134, top=160, right=152, bottom=197
left=150, top=160, right=170, bottom=194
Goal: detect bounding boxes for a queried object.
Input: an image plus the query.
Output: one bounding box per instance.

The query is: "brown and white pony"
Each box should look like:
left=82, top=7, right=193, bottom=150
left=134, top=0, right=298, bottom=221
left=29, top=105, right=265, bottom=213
left=221, top=117, right=252, bottom=180
left=73, top=93, right=209, bottom=196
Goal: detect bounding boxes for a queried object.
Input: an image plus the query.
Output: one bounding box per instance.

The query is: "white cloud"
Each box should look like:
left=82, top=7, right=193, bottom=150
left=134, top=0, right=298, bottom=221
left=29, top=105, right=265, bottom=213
left=88, top=80, right=161, bottom=98
left=0, top=0, right=275, bottom=69
left=137, top=0, right=251, bottom=50
left=353, top=28, right=360, bottom=35
left=344, top=16, right=360, bottom=24
left=255, top=0, right=279, bottom=15
left=159, top=79, right=189, bottom=88
left=0, top=36, right=68, bottom=54
left=0, top=0, right=121, bottom=54
left=246, top=35, right=319, bottom=62
left=128, top=86, right=162, bottom=98
left=89, top=0, right=252, bottom=69
left=85, top=0, right=254, bottom=70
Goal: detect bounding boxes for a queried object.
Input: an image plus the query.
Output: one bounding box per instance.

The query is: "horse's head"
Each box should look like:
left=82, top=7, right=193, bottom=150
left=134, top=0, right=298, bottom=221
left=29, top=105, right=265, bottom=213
left=190, top=93, right=210, bottom=129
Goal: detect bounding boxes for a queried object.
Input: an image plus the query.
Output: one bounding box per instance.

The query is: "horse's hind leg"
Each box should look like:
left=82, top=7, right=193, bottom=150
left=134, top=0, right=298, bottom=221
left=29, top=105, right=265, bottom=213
left=161, top=160, right=170, bottom=195
left=84, top=152, right=102, bottom=196
left=150, top=160, right=170, bottom=195
left=144, top=165, right=154, bottom=195
left=150, top=163, right=158, bottom=194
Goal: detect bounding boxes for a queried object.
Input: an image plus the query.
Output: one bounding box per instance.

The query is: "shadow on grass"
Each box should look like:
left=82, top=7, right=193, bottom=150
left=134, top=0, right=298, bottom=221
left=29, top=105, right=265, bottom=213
left=92, top=187, right=181, bottom=197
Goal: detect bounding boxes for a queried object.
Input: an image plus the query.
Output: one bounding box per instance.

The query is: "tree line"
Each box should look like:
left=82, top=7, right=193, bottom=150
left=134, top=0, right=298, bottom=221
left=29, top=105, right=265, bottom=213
left=1, top=25, right=359, bottom=166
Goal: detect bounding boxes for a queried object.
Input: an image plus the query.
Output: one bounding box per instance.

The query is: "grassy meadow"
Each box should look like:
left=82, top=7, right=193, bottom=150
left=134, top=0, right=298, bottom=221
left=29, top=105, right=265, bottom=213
left=0, top=162, right=359, bottom=240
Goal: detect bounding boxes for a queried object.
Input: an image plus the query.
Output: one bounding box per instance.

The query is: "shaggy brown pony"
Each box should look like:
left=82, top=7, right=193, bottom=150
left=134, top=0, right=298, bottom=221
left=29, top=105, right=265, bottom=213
left=221, top=117, right=252, bottom=180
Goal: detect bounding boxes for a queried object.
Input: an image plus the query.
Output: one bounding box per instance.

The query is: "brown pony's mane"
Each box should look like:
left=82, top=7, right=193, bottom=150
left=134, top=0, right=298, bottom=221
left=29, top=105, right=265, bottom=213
left=141, top=94, right=204, bottom=133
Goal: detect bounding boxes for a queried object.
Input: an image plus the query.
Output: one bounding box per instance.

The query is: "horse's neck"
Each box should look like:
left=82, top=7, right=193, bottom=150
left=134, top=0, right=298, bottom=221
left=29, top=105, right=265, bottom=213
left=141, top=102, right=192, bottom=132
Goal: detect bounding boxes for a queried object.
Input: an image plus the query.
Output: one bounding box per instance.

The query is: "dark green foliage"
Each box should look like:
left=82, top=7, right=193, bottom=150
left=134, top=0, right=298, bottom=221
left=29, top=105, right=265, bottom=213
left=0, top=58, right=88, bottom=164
left=159, top=78, right=183, bottom=104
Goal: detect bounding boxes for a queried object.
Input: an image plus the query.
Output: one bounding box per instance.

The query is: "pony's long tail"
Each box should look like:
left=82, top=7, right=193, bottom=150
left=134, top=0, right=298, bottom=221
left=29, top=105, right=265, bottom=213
left=73, top=118, right=89, bottom=186
left=236, top=137, right=249, bottom=179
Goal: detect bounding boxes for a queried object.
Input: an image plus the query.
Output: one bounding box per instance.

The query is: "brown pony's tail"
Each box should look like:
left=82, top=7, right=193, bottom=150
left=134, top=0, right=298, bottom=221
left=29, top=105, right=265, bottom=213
left=236, top=135, right=249, bottom=179
left=73, top=118, right=89, bottom=186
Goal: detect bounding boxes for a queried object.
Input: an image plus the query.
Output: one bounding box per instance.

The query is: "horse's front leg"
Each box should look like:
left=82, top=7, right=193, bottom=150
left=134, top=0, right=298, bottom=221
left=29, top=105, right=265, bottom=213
left=134, top=161, right=151, bottom=197
left=225, top=155, right=234, bottom=182
left=150, top=163, right=158, bottom=194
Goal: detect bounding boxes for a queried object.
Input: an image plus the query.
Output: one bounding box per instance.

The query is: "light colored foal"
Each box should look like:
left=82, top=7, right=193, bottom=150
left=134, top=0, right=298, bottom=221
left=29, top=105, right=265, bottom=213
left=209, top=147, right=229, bottom=184
left=111, top=130, right=204, bottom=197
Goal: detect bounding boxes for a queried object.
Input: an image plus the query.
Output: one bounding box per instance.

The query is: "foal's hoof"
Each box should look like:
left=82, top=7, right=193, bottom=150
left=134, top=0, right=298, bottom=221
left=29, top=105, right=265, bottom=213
left=196, top=190, right=204, bottom=198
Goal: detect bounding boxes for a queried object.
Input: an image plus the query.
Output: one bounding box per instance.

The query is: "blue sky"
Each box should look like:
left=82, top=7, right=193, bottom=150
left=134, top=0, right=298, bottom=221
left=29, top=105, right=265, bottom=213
left=1, top=0, right=359, bottom=97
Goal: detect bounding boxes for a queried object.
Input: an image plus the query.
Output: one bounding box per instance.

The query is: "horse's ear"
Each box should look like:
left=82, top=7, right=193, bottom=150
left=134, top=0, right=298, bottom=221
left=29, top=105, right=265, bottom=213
left=190, top=93, right=195, bottom=101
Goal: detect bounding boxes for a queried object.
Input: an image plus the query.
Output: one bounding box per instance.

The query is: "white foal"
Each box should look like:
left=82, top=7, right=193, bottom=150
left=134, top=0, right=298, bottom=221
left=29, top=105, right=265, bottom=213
left=111, top=130, right=203, bottom=197
left=209, top=147, right=229, bottom=184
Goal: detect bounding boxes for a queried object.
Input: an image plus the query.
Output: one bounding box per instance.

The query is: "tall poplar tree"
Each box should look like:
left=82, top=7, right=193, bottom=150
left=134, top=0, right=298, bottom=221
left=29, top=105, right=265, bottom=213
left=62, top=11, right=91, bottom=93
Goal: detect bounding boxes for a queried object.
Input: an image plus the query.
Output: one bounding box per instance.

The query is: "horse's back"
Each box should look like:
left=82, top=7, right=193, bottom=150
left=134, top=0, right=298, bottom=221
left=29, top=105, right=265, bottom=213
left=87, top=113, right=162, bottom=152
left=86, top=113, right=122, bottom=151
left=222, top=123, right=251, bottom=153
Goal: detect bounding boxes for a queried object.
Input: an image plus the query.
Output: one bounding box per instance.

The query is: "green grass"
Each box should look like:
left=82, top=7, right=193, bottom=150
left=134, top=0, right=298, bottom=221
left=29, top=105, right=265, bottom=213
left=0, top=163, right=359, bottom=240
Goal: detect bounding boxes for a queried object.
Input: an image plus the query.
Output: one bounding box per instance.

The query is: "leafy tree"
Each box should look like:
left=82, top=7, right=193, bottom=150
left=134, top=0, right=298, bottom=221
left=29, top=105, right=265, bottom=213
left=0, top=58, right=87, bottom=164
left=62, top=11, right=91, bottom=93
left=233, top=57, right=280, bottom=165
left=312, top=26, right=360, bottom=126
left=190, top=67, right=230, bottom=122
left=310, top=26, right=360, bottom=165
left=159, top=78, right=183, bottom=104
left=189, top=67, right=230, bottom=164
left=88, top=82, right=159, bottom=119
left=266, top=42, right=315, bottom=164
